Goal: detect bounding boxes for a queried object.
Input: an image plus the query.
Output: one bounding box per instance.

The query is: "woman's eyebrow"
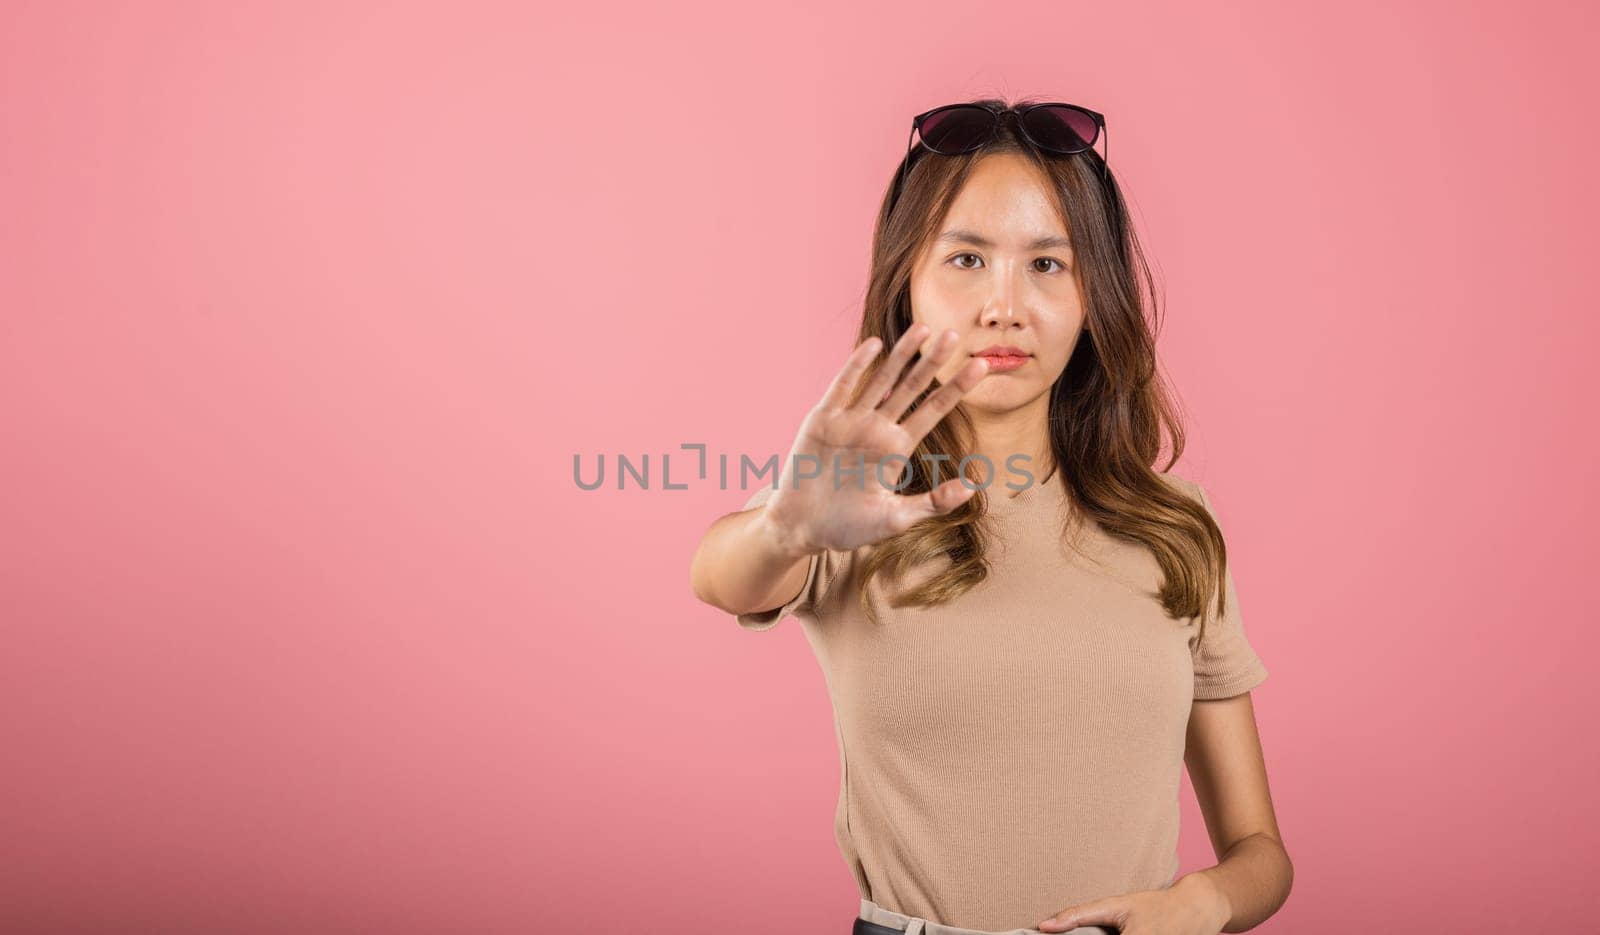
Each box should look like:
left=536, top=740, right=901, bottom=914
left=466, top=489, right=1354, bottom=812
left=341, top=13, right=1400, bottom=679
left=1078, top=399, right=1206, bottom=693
left=936, top=229, right=1074, bottom=250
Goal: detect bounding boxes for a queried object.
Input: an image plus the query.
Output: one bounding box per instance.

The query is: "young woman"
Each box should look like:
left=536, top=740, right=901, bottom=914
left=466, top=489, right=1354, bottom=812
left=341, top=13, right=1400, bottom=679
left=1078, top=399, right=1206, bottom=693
left=690, top=99, right=1292, bottom=935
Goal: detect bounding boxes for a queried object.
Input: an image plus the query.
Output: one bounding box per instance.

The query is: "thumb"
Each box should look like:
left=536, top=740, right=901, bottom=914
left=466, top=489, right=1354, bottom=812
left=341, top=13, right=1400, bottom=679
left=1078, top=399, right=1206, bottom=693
left=926, top=476, right=979, bottom=515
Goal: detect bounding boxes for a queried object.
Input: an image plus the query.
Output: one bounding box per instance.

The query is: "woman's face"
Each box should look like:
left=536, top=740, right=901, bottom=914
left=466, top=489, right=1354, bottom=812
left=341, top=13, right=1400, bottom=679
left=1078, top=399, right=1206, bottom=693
left=908, top=152, right=1087, bottom=414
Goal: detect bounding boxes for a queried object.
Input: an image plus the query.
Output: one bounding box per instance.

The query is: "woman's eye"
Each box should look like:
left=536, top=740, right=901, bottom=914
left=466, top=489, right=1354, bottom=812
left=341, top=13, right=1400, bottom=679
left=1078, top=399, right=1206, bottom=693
left=950, top=254, right=1067, bottom=273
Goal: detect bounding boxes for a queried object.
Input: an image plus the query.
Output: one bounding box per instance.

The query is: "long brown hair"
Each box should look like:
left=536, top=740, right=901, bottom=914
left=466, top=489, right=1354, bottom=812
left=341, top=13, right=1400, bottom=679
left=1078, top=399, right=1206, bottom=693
left=848, top=97, right=1231, bottom=646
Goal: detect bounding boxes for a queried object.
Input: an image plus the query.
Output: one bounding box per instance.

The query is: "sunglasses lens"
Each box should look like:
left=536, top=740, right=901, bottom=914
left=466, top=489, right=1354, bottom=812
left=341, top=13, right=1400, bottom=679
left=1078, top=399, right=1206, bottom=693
left=918, top=105, right=995, bottom=154
left=1022, top=106, right=1099, bottom=153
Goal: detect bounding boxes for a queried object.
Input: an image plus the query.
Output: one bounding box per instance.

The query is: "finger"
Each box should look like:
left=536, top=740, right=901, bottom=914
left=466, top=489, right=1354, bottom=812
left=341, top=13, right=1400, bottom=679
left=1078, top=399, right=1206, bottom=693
left=891, top=475, right=977, bottom=530
left=817, top=336, right=884, bottom=411
left=1037, top=908, right=1081, bottom=932
left=851, top=323, right=930, bottom=412
left=877, top=328, right=959, bottom=422
left=898, top=355, right=988, bottom=444
left=1038, top=898, right=1124, bottom=932
left=926, top=475, right=979, bottom=514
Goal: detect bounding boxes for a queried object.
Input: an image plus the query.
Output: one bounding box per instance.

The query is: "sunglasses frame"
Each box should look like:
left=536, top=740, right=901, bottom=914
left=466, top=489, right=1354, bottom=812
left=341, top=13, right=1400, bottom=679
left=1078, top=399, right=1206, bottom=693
left=891, top=101, right=1108, bottom=215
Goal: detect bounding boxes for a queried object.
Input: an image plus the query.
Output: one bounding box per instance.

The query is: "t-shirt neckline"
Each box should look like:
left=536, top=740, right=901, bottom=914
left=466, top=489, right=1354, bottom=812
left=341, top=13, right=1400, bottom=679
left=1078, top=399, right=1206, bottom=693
left=986, top=464, right=1058, bottom=512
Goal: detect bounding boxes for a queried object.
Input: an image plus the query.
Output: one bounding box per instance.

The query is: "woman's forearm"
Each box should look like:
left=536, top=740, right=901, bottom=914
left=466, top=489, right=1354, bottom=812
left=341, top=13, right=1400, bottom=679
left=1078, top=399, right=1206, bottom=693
left=690, top=504, right=818, bottom=615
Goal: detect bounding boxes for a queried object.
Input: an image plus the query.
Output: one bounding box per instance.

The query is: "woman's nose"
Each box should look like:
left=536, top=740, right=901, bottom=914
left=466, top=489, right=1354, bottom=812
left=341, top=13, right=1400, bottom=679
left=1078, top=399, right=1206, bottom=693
left=980, top=287, right=1022, bottom=326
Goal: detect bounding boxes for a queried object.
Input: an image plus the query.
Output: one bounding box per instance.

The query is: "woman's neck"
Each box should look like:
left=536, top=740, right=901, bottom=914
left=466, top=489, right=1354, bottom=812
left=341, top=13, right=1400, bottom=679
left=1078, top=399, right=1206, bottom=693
left=963, top=397, right=1054, bottom=490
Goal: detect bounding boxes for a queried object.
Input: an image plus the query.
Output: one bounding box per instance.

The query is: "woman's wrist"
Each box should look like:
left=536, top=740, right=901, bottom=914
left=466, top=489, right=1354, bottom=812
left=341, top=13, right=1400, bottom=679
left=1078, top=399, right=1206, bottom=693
left=751, top=507, right=820, bottom=563
left=1172, top=871, right=1232, bottom=931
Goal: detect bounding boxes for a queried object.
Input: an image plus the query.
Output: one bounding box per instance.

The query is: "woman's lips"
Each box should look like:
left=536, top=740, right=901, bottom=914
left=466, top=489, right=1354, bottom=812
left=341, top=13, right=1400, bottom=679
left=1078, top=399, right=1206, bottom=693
left=976, top=353, right=1029, bottom=372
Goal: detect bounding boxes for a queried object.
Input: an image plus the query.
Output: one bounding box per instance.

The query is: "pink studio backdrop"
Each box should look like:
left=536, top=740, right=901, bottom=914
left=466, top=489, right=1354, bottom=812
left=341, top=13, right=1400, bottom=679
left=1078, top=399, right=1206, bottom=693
left=3, top=2, right=1595, bottom=932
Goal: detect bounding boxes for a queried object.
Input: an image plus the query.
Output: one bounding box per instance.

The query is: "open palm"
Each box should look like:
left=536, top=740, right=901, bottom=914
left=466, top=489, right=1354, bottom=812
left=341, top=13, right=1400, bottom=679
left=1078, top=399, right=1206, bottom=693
left=762, top=324, right=991, bottom=554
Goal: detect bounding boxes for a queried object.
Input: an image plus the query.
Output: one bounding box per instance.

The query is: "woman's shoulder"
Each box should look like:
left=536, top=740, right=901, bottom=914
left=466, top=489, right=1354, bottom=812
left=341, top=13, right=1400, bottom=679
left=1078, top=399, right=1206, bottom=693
left=1155, top=469, right=1205, bottom=503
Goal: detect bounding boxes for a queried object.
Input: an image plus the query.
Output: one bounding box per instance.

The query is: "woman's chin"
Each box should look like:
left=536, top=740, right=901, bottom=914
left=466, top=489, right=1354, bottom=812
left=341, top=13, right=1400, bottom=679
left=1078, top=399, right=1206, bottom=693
left=961, top=383, right=1034, bottom=414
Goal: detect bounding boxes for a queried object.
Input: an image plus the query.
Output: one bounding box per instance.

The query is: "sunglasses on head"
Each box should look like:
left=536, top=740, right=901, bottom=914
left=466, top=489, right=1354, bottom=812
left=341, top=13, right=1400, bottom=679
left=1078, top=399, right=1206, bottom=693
left=891, top=102, right=1108, bottom=213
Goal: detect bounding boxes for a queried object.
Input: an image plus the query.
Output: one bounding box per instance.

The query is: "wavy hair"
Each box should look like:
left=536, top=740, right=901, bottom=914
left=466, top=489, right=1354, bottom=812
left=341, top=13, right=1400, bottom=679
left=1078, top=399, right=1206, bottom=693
left=846, top=97, right=1231, bottom=646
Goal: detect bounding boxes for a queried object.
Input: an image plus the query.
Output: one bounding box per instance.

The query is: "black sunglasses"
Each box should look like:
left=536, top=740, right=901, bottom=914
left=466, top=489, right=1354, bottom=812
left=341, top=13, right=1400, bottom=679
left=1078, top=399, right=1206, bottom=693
left=891, top=102, right=1108, bottom=213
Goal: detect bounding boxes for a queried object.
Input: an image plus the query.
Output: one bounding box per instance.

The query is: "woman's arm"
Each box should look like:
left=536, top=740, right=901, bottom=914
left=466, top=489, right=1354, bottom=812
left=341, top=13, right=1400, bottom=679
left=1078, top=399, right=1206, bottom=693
left=690, top=500, right=818, bottom=616
left=1181, top=692, right=1294, bottom=932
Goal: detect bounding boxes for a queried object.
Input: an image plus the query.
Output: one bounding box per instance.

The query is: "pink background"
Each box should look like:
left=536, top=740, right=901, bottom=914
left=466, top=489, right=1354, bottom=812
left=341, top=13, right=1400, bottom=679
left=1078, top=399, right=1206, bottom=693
left=3, top=1, right=1596, bottom=932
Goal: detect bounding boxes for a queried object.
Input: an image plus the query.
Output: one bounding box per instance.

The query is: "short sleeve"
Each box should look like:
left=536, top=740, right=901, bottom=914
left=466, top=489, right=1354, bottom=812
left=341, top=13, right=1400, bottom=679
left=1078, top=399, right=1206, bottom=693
left=1187, top=481, right=1269, bottom=700
left=732, top=486, right=842, bottom=631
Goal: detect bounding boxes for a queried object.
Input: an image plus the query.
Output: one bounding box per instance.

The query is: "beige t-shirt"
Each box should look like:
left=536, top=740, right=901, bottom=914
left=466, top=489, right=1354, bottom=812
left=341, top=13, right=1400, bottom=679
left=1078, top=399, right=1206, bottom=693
left=731, top=469, right=1267, bottom=932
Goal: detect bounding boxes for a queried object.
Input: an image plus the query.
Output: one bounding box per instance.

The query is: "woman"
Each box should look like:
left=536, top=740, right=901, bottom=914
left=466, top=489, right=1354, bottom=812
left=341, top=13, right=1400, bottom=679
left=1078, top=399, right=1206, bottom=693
left=690, top=99, right=1292, bottom=935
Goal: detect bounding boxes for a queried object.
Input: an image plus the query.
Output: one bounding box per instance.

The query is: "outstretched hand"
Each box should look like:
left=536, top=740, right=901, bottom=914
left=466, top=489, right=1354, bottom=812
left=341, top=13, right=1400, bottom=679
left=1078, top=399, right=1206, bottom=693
left=760, top=323, right=990, bottom=558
